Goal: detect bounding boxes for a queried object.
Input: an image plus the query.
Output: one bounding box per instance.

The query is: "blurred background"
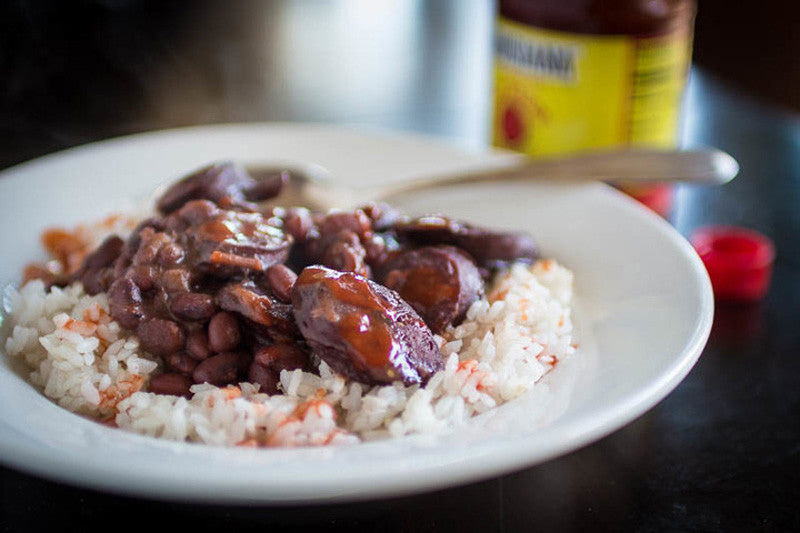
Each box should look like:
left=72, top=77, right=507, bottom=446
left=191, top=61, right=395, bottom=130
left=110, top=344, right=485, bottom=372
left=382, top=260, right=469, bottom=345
left=1, top=0, right=798, bottom=170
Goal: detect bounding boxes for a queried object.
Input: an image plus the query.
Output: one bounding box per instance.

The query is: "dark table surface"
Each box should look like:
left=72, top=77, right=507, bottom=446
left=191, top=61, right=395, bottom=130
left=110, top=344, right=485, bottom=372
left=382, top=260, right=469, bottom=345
left=2, top=2, right=799, bottom=531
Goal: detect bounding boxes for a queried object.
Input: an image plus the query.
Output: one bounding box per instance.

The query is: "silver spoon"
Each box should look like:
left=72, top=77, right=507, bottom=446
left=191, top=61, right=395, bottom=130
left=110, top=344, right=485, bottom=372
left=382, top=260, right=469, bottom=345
left=248, top=148, right=739, bottom=211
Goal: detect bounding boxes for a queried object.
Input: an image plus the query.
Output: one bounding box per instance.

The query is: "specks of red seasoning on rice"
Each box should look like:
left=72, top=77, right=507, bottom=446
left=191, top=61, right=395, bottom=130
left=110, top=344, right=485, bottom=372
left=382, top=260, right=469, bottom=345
left=83, top=304, right=111, bottom=325
left=488, top=287, right=509, bottom=303
left=199, top=386, right=241, bottom=408
left=62, top=317, right=98, bottom=337
left=295, top=396, right=336, bottom=421
left=99, top=374, right=145, bottom=412
left=458, top=359, right=492, bottom=392
left=221, top=385, right=242, bottom=401
left=519, top=298, right=530, bottom=322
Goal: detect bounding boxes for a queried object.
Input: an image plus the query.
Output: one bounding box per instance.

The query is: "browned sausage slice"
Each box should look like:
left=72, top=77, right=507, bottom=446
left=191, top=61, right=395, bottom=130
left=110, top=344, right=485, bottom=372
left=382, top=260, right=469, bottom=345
left=395, top=216, right=538, bottom=267
left=292, top=266, right=442, bottom=385
left=379, top=245, right=483, bottom=333
left=217, top=281, right=299, bottom=342
left=175, top=202, right=292, bottom=276
left=156, top=161, right=256, bottom=214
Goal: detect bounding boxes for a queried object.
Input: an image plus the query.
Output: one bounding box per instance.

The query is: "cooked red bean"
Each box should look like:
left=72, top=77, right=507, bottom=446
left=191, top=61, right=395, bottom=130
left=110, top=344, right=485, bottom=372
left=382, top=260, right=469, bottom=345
left=149, top=373, right=193, bottom=397
left=128, top=264, right=156, bottom=291
left=108, top=278, right=144, bottom=329
left=379, top=246, right=483, bottom=333
left=166, top=352, right=199, bottom=375
left=131, top=228, right=173, bottom=266
left=247, top=344, right=308, bottom=394
left=292, top=266, right=442, bottom=385
left=170, top=292, right=216, bottom=321
left=283, top=207, right=314, bottom=242
left=318, top=210, right=372, bottom=240
left=160, top=268, right=191, bottom=293
left=84, top=236, right=125, bottom=270
left=80, top=267, right=114, bottom=295
left=207, top=312, right=241, bottom=352
left=320, top=230, right=370, bottom=278
left=253, top=344, right=309, bottom=374
left=136, top=318, right=185, bottom=356
left=185, top=329, right=212, bottom=361
left=79, top=269, right=102, bottom=295
left=266, top=264, right=297, bottom=303
left=157, top=242, right=185, bottom=266
left=247, top=360, right=279, bottom=394
left=192, top=351, right=246, bottom=386
left=361, top=203, right=400, bottom=231
left=363, top=234, right=388, bottom=266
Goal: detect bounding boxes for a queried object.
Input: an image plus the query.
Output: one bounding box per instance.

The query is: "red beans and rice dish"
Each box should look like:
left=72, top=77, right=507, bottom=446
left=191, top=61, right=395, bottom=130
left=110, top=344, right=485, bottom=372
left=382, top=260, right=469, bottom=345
left=2, top=162, right=576, bottom=447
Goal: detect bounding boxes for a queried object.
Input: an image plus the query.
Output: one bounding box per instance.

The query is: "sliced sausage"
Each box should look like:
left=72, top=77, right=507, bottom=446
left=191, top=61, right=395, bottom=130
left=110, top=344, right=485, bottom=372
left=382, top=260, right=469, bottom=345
left=292, top=265, right=442, bottom=385
left=156, top=161, right=256, bottom=214
left=217, top=282, right=299, bottom=342
left=181, top=207, right=292, bottom=276
left=395, top=216, right=538, bottom=267
left=379, top=245, right=483, bottom=333
left=242, top=169, right=288, bottom=201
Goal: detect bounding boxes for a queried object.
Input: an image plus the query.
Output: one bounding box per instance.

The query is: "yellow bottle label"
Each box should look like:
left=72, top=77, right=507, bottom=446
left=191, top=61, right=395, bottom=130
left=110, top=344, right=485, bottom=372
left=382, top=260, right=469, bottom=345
left=492, top=17, right=692, bottom=156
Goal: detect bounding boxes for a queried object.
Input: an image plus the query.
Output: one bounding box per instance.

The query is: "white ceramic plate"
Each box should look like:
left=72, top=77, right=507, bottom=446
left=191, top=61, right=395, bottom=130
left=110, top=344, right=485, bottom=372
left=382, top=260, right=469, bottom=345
left=0, top=124, right=712, bottom=503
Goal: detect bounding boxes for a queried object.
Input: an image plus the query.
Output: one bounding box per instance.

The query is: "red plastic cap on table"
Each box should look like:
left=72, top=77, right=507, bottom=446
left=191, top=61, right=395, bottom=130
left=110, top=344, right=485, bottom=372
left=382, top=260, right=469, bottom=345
left=690, top=226, right=775, bottom=301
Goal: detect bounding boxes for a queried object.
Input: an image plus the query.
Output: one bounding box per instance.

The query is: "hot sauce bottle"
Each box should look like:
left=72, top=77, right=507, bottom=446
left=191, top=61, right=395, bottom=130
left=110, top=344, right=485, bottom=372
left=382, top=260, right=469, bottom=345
left=492, top=0, right=696, bottom=217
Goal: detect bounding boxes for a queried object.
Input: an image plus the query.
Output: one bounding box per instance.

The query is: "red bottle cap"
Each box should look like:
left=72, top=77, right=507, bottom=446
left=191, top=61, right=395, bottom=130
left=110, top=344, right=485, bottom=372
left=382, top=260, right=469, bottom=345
left=690, top=226, right=775, bottom=301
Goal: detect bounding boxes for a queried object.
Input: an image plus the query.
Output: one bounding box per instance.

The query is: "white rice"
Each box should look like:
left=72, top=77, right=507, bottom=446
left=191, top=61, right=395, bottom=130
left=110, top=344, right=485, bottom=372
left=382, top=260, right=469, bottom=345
left=2, top=259, right=575, bottom=447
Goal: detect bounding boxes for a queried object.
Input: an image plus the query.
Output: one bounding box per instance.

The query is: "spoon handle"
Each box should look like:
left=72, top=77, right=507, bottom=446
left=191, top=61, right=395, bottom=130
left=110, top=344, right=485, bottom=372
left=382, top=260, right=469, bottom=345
left=374, top=148, right=739, bottom=201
